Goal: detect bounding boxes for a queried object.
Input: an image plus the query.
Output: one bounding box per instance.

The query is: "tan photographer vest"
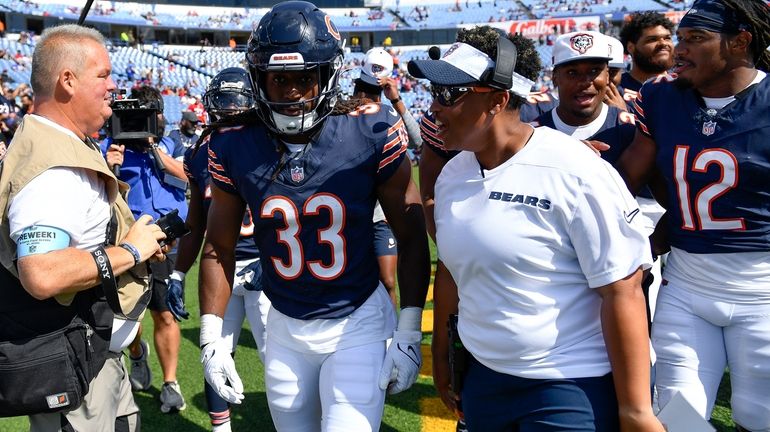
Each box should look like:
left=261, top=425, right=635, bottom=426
left=0, top=115, right=149, bottom=317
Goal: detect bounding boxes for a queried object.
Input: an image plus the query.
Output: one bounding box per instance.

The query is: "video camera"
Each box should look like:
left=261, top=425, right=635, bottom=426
left=107, top=91, right=163, bottom=143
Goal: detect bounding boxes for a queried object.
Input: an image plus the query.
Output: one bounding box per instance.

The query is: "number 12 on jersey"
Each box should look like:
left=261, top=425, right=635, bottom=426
left=673, top=145, right=745, bottom=231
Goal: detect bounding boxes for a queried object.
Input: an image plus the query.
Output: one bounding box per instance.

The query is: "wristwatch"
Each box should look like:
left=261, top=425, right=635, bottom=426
left=389, top=97, right=401, bottom=105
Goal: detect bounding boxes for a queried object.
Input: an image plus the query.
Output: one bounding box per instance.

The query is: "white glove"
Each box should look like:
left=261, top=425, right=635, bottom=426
left=378, top=307, right=423, bottom=395
left=200, top=314, right=244, bottom=404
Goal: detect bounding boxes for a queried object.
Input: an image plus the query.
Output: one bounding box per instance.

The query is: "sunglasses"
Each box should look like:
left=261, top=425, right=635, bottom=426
left=430, top=85, right=496, bottom=107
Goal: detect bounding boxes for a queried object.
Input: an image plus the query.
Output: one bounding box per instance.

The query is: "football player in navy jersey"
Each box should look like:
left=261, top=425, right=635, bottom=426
left=618, top=12, right=675, bottom=105
left=518, top=88, right=558, bottom=123
left=166, top=67, right=269, bottom=432
left=353, top=47, right=423, bottom=308
left=199, top=2, right=430, bottom=431
left=532, top=31, right=637, bottom=164
left=618, top=0, right=770, bottom=428
left=534, top=31, right=666, bottom=331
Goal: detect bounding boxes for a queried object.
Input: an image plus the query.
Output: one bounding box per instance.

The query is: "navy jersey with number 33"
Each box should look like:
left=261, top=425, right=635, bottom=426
left=635, top=75, right=770, bottom=253
left=208, top=103, right=408, bottom=319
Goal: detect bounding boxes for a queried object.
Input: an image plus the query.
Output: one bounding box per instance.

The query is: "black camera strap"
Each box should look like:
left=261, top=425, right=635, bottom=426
left=106, top=207, right=118, bottom=246
left=98, top=208, right=151, bottom=321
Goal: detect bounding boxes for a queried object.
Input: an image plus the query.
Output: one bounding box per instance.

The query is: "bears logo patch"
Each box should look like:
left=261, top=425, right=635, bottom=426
left=570, top=33, right=594, bottom=54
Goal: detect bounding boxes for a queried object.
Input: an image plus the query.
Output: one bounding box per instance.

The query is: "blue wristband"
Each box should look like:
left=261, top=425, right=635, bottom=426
left=119, top=242, right=141, bottom=266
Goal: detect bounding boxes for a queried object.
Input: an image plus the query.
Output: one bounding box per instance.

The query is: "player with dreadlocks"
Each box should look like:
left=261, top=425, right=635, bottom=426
left=165, top=67, right=271, bottom=432
left=617, top=0, right=770, bottom=428
left=723, top=0, right=770, bottom=71
left=199, top=2, right=430, bottom=430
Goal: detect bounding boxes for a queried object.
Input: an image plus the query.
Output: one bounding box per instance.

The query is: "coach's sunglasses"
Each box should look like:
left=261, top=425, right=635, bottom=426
left=430, top=85, right=496, bottom=107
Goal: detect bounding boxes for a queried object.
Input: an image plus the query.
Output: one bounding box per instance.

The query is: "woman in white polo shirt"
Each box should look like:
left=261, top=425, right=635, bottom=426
left=408, top=26, right=663, bottom=431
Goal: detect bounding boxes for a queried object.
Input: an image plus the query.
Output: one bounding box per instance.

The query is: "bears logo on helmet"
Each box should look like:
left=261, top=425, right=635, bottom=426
left=246, top=1, right=344, bottom=136
left=203, top=67, right=256, bottom=123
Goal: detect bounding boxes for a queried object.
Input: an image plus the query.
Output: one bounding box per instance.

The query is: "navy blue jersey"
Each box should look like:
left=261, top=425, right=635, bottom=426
left=208, top=103, right=408, bottom=319
left=534, top=105, right=637, bottom=165
left=519, top=91, right=559, bottom=123
left=635, top=75, right=770, bottom=253
left=534, top=106, right=654, bottom=200
left=183, top=139, right=259, bottom=262
left=0, top=95, right=15, bottom=118
left=620, top=72, right=643, bottom=106
left=420, top=113, right=459, bottom=161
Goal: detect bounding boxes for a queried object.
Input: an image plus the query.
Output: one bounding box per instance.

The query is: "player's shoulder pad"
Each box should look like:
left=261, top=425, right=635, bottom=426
left=639, top=72, right=677, bottom=96
left=209, top=123, right=261, bottom=144
left=637, top=72, right=679, bottom=111
left=645, top=72, right=677, bottom=85
left=216, top=125, right=246, bottom=133
left=344, top=101, right=394, bottom=119
left=342, top=101, right=401, bottom=136
left=207, top=124, right=253, bottom=158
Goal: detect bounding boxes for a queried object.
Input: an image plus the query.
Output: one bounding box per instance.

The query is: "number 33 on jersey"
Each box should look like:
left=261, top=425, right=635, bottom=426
left=207, top=103, right=408, bottom=319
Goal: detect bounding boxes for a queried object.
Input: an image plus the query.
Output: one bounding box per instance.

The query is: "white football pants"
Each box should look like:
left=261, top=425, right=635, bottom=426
left=265, top=338, right=387, bottom=432
left=652, top=280, right=770, bottom=431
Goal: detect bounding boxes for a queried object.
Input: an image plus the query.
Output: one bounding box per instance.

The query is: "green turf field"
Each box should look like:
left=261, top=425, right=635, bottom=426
left=0, top=168, right=736, bottom=431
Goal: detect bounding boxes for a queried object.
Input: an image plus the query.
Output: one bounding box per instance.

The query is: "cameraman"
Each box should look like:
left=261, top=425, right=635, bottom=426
left=102, top=85, right=189, bottom=413
left=167, top=111, right=200, bottom=151
left=0, top=25, right=166, bottom=431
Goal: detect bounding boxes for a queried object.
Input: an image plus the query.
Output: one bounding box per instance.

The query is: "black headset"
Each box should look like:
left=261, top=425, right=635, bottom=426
left=483, top=35, right=518, bottom=90
left=426, top=32, right=518, bottom=89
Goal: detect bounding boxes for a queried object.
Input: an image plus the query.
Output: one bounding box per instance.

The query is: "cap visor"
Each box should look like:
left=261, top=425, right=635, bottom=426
left=358, top=73, right=380, bottom=86
left=407, top=59, right=479, bottom=86
left=554, top=56, right=612, bottom=68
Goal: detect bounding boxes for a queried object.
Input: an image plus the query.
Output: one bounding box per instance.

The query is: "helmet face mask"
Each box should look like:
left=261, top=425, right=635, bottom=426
left=203, top=67, right=256, bottom=123
left=247, top=1, right=344, bottom=136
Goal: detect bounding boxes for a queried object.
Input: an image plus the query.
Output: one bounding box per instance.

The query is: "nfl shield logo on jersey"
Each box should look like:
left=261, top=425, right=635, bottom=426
left=702, top=120, right=717, bottom=136
left=290, top=164, right=304, bottom=183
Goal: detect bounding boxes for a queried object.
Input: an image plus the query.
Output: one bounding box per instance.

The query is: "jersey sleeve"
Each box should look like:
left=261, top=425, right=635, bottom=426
left=376, top=115, right=408, bottom=183
left=182, top=146, right=195, bottom=181
left=631, top=76, right=672, bottom=139
left=420, top=113, right=456, bottom=161
left=631, top=85, right=650, bottom=137
left=568, top=161, right=653, bottom=288
left=207, top=132, right=238, bottom=195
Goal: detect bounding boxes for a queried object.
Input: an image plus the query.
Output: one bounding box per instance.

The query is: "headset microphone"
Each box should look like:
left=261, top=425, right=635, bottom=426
left=428, top=46, right=441, bottom=60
